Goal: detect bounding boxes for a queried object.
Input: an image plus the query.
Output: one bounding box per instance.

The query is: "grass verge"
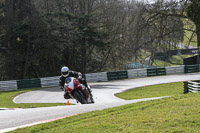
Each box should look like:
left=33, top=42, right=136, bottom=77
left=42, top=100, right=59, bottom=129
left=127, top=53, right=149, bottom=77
left=182, top=18, right=197, bottom=47
left=152, top=55, right=192, bottom=67
left=9, top=82, right=200, bottom=133
left=116, top=82, right=183, bottom=100
left=0, top=89, right=66, bottom=108
left=10, top=94, right=200, bottom=133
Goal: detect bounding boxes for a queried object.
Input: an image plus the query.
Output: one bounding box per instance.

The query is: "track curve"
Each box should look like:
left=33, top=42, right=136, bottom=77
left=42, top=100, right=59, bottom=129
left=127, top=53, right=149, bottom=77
left=1, top=73, right=200, bottom=132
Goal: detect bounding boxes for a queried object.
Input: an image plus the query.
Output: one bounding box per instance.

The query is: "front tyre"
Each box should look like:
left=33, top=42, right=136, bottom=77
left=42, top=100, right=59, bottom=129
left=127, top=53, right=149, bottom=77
left=74, top=90, right=88, bottom=104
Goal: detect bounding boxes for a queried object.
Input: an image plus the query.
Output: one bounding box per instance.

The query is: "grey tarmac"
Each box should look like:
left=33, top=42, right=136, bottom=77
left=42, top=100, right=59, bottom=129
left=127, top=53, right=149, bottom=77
left=0, top=73, right=200, bottom=132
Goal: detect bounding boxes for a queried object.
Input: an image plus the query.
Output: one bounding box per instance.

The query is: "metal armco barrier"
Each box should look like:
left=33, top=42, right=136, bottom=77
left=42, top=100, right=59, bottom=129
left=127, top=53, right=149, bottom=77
left=17, top=78, right=41, bottom=89
left=128, top=68, right=147, bottom=79
left=107, top=71, right=128, bottom=81
left=184, top=80, right=200, bottom=93
left=166, top=65, right=184, bottom=75
left=183, top=81, right=189, bottom=94
left=147, top=68, right=166, bottom=77
left=184, top=64, right=199, bottom=73
left=85, top=72, right=107, bottom=82
left=40, top=76, right=60, bottom=88
left=147, top=68, right=157, bottom=76
left=0, top=80, right=17, bottom=91
left=1, top=65, right=200, bottom=91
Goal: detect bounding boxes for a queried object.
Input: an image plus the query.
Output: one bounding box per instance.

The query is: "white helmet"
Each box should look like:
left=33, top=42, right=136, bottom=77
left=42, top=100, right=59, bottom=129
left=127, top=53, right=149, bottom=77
left=61, top=66, right=69, bottom=77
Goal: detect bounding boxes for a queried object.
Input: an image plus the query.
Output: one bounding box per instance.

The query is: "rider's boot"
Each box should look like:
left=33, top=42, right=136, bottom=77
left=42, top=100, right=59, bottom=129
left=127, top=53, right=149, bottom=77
left=87, top=85, right=92, bottom=92
left=90, top=94, right=94, bottom=103
left=64, top=92, right=71, bottom=99
left=87, top=86, right=94, bottom=103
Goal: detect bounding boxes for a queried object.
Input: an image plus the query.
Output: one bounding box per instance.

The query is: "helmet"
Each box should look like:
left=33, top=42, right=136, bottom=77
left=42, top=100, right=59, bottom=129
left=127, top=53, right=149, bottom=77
left=61, top=66, right=69, bottom=77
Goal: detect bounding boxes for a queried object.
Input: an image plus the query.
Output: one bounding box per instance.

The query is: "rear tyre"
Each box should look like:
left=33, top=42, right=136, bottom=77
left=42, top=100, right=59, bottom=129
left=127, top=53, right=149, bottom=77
left=74, top=90, right=88, bottom=104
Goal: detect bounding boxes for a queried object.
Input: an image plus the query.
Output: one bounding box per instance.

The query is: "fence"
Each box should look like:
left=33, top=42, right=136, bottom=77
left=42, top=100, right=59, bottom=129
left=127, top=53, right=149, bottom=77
left=17, top=78, right=41, bottom=89
left=147, top=68, right=166, bottom=77
left=184, top=64, right=199, bottom=73
left=0, top=80, right=18, bottom=91
left=128, top=68, right=147, bottom=79
left=85, top=72, right=107, bottom=82
left=166, top=65, right=185, bottom=75
left=107, top=71, right=128, bottom=81
left=40, top=76, right=60, bottom=88
left=184, top=80, right=200, bottom=93
left=1, top=64, right=200, bottom=91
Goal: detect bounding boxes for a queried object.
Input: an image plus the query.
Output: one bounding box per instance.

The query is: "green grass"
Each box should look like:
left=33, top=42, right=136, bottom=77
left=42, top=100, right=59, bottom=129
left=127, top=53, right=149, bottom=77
left=10, top=94, right=200, bottom=133
left=170, top=55, right=192, bottom=64
left=0, top=89, right=66, bottom=108
left=139, top=49, right=192, bottom=68
left=116, top=82, right=183, bottom=100
left=152, top=59, right=174, bottom=67
left=152, top=55, right=192, bottom=67
left=9, top=81, right=200, bottom=133
left=182, top=18, right=197, bottom=47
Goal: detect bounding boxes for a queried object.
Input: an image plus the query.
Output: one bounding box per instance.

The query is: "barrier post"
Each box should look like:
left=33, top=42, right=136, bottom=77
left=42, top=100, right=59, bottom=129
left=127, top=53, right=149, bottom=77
left=183, top=81, right=189, bottom=94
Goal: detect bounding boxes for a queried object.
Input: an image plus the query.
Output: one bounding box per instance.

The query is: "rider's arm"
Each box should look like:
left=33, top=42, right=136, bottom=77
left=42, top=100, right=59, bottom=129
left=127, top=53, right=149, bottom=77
left=70, top=71, right=79, bottom=78
left=59, top=76, right=65, bottom=90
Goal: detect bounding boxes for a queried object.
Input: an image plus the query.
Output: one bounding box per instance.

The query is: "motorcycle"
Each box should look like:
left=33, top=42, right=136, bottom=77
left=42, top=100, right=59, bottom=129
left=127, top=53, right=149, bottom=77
left=64, top=77, right=94, bottom=104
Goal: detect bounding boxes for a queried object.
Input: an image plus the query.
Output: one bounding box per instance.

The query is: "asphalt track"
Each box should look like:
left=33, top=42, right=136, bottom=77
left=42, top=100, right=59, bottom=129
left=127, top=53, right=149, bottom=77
left=1, top=73, right=200, bottom=132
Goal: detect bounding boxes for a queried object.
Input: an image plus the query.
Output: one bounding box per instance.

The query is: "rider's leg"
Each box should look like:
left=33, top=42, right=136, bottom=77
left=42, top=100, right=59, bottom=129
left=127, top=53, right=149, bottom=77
left=79, top=78, right=94, bottom=103
left=79, top=78, right=92, bottom=92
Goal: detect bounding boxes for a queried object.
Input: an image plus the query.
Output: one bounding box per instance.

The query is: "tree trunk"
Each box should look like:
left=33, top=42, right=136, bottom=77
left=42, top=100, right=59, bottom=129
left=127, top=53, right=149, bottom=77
left=23, top=34, right=31, bottom=79
left=196, top=24, right=200, bottom=64
left=5, top=0, right=14, bottom=49
left=81, top=39, right=87, bottom=73
left=5, top=0, right=15, bottom=80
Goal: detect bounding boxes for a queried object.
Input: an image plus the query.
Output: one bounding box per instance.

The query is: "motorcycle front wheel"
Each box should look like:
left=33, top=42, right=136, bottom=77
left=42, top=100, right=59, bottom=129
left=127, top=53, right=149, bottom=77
left=73, top=90, right=88, bottom=104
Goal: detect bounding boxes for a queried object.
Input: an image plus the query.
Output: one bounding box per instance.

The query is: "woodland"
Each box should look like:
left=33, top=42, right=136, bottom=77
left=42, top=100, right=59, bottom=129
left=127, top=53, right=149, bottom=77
left=0, top=0, right=199, bottom=80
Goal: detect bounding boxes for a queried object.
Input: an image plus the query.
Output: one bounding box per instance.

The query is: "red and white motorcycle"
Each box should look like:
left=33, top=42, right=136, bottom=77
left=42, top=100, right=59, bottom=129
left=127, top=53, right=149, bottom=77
left=64, top=77, right=94, bottom=104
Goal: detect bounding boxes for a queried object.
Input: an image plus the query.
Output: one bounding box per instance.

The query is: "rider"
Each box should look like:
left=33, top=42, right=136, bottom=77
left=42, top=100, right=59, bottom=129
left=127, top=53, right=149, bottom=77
left=59, top=66, right=92, bottom=100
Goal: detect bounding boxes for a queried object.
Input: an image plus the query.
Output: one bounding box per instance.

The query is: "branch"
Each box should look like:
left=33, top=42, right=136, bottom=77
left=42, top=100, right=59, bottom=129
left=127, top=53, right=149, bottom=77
left=148, top=10, right=188, bottom=19
left=136, top=28, right=189, bottom=51
left=160, top=12, right=187, bottom=19
left=182, top=28, right=195, bottom=32
left=187, top=31, right=195, bottom=47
